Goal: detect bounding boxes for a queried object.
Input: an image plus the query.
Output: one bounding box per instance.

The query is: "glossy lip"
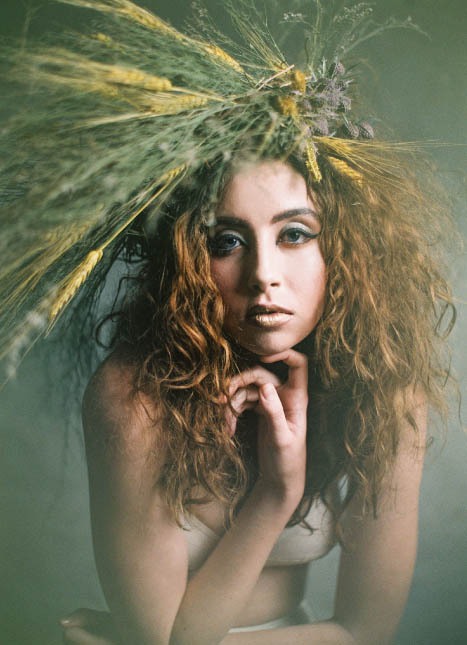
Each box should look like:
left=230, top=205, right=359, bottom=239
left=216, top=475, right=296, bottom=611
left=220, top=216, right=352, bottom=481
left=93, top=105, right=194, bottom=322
left=245, top=304, right=293, bottom=329
left=246, top=303, right=293, bottom=317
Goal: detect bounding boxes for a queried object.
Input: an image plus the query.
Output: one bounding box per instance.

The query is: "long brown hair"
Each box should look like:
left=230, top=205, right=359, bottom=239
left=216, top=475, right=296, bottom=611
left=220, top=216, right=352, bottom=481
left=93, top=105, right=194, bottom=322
left=106, top=149, right=455, bottom=526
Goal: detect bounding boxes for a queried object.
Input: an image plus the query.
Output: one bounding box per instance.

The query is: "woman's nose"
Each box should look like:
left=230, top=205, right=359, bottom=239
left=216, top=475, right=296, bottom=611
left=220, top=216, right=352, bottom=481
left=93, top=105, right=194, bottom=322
left=246, top=243, right=280, bottom=292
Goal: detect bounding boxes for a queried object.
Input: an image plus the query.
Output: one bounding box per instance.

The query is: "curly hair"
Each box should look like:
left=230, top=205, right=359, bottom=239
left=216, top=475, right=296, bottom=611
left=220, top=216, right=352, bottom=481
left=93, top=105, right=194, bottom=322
left=104, top=147, right=455, bottom=528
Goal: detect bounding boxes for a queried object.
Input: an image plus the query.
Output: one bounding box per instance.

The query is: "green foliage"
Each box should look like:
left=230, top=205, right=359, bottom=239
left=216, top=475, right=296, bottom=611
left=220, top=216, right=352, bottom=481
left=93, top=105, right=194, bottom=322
left=0, top=0, right=421, bottom=372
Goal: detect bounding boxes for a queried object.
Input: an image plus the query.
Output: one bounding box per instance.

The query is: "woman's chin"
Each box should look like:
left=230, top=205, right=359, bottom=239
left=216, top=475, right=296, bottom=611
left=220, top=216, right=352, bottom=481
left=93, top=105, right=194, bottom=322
left=236, top=335, right=300, bottom=358
left=226, top=326, right=315, bottom=359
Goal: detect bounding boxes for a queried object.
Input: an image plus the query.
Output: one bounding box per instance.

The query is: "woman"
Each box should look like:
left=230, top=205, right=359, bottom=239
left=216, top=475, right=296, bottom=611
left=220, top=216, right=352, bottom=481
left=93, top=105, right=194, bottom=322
left=60, top=149, right=449, bottom=644
left=0, top=1, right=455, bottom=643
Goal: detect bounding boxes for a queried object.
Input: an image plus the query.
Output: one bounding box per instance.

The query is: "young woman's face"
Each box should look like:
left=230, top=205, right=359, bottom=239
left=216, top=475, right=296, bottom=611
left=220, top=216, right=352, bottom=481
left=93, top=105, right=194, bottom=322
left=209, top=160, right=326, bottom=356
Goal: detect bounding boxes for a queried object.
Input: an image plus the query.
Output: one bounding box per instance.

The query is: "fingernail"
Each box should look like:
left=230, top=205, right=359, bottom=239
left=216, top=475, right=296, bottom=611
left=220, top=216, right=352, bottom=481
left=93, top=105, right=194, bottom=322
left=261, top=383, right=274, bottom=399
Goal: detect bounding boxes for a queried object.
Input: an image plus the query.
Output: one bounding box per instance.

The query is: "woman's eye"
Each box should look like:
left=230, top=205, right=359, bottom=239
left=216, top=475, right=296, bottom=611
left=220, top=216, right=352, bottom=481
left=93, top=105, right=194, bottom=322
left=209, top=231, right=244, bottom=256
left=279, top=226, right=319, bottom=245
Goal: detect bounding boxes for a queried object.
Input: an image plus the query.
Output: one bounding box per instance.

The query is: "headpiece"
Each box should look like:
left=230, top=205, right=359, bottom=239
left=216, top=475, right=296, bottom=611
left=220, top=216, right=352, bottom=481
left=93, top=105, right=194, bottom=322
left=0, top=0, right=420, bottom=371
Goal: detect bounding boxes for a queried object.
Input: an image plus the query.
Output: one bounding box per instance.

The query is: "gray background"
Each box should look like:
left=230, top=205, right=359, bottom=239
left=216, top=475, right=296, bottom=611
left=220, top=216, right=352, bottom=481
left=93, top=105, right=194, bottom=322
left=1, top=1, right=466, bottom=644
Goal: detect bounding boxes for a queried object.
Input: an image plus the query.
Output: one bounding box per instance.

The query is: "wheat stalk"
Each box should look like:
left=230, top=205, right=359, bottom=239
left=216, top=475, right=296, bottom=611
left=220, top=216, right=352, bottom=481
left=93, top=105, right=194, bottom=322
left=305, top=143, right=323, bottom=183
left=104, top=67, right=172, bottom=91
left=100, top=164, right=187, bottom=250
left=47, top=164, right=187, bottom=327
left=31, top=52, right=174, bottom=92
left=58, top=0, right=185, bottom=40
left=48, top=249, right=103, bottom=325
left=328, top=156, right=364, bottom=184
left=202, top=45, right=244, bottom=73
left=59, top=1, right=244, bottom=74
left=143, top=94, right=211, bottom=115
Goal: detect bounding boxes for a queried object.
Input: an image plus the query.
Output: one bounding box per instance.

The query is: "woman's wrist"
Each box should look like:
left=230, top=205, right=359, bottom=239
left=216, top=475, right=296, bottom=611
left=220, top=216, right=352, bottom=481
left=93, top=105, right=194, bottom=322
left=251, top=477, right=303, bottom=520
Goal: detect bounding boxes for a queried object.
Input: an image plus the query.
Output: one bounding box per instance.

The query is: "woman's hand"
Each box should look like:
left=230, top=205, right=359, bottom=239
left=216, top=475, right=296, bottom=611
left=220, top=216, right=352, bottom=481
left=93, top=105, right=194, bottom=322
left=228, top=349, right=308, bottom=507
left=61, top=608, right=116, bottom=644
left=225, top=365, right=282, bottom=437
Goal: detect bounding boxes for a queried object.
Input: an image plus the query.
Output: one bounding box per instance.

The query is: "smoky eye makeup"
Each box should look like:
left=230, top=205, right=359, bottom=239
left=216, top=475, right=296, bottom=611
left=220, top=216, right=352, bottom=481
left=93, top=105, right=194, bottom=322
left=279, top=222, right=320, bottom=244
left=207, top=207, right=321, bottom=255
left=208, top=229, right=246, bottom=256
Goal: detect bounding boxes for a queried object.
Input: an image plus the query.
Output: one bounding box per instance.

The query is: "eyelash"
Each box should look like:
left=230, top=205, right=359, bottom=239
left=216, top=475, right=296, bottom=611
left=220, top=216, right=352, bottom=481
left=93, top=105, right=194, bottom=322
left=280, top=225, right=319, bottom=245
left=209, top=225, right=319, bottom=257
left=209, top=232, right=245, bottom=256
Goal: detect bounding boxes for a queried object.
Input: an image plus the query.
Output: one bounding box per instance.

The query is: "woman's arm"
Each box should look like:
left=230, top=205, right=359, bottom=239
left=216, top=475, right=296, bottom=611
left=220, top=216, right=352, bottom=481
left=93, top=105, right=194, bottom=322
left=82, top=357, right=188, bottom=645
left=219, top=389, right=427, bottom=645
left=73, top=363, right=424, bottom=645
left=331, top=389, right=427, bottom=645
left=81, top=350, right=309, bottom=645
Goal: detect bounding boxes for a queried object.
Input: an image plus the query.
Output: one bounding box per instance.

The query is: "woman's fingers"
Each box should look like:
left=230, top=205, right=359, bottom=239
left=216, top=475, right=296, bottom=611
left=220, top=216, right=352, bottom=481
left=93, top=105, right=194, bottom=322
left=226, top=356, right=307, bottom=438
left=226, top=367, right=281, bottom=437
left=225, top=386, right=259, bottom=436
left=61, top=609, right=115, bottom=645
left=258, top=383, right=289, bottom=440
left=231, top=386, right=260, bottom=412
left=229, top=366, right=281, bottom=395
left=61, top=609, right=110, bottom=629
left=260, top=349, right=308, bottom=394
left=260, top=350, right=308, bottom=432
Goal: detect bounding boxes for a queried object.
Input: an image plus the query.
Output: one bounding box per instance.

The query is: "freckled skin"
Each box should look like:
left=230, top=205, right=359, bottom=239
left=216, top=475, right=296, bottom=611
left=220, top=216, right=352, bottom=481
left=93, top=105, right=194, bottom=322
left=209, top=160, right=326, bottom=356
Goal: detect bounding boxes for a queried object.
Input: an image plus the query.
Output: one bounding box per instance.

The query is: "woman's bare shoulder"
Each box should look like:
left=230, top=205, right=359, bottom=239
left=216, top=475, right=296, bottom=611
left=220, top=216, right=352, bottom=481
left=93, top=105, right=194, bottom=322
left=82, top=349, right=160, bottom=454
left=83, top=352, right=182, bottom=588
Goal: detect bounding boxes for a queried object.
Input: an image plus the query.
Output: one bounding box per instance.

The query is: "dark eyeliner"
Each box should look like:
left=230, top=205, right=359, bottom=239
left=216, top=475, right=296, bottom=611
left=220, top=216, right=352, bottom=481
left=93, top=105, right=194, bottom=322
left=279, top=224, right=319, bottom=244
left=208, top=230, right=245, bottom=256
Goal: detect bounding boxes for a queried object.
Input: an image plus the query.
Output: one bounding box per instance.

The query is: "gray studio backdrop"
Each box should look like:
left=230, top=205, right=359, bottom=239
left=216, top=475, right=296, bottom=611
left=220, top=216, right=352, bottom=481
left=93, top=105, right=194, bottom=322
left=1, top=1, right=466, bottom=644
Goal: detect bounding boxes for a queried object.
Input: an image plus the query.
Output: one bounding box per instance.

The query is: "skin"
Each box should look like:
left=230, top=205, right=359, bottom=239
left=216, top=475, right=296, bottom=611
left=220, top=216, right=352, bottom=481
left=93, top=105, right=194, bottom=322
left=62, top=161, right=426, bottom=645
left=209, top=160, right=326, bottom=357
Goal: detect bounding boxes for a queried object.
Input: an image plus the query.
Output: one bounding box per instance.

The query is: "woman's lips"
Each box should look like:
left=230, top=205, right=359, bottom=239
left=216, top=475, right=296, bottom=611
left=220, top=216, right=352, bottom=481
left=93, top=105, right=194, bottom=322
left=246, top=305, right=293, bottom=328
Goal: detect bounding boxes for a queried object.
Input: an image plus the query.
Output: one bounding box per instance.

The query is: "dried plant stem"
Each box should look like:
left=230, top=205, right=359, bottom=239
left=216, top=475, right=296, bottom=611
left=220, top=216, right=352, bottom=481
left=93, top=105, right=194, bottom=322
left=58, top=0, right=245, bottom=73
left=47, top=164, right=187, bottom=327
left=305, top=142, right=322, bottom=183
left=48, top=249, right=103, bottom=324
left=202, top=45, right=244, bottom=73
left=328, top=156, right=363, bottom=184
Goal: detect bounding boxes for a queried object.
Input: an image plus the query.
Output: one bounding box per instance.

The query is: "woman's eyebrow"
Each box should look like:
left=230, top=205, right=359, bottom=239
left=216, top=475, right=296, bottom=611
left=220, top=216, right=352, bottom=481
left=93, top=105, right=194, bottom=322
left=271, top=208, right=318, bottom=223
left=214, top=208, right=318, bottom=227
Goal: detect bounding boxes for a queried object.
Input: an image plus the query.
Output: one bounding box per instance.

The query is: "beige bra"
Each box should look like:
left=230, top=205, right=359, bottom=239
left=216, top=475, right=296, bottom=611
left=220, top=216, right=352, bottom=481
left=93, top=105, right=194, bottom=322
left=182, top=496, right=336, bottom=572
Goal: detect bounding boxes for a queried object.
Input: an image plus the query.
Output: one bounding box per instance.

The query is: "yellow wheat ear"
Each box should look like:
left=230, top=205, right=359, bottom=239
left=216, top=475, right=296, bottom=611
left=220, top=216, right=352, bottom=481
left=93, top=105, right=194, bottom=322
left=48, top=249, right=103, bottom=326
left=46, top=164, right=187, bottom=329
left=59, top=0, right=245, bottom=74
left=58, top=0, right=187, bottom=40
left=143, top=94, right=211, bottom=115
left=202, top=45, right=245, bottom=73
left=305, top=143, right=322, bottom=183
left=328, top=156, right=364, bottom=185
